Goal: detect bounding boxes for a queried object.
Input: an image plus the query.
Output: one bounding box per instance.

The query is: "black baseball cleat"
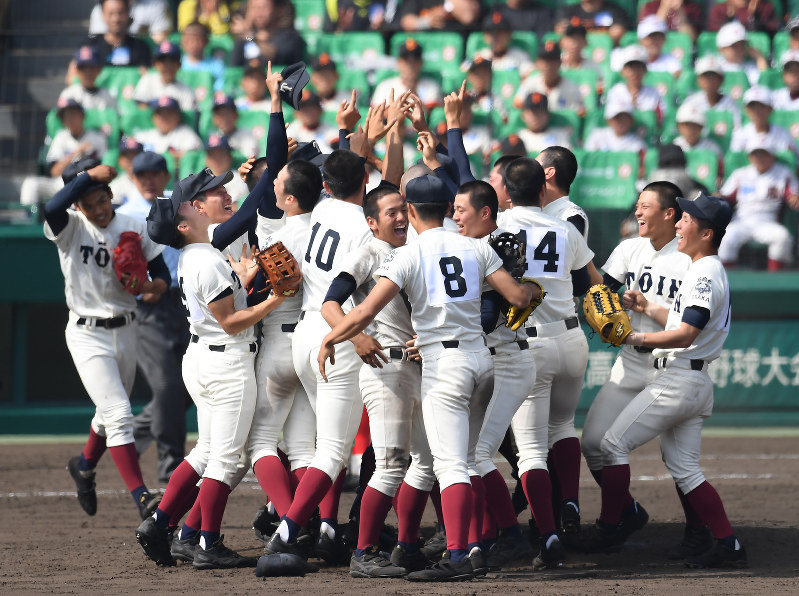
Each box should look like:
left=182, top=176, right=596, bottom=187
left=315, top=532, right=351, bottom=565
left=135, top=516, right=176, bottom=566
left=193, top=536, right=258, bottom=570
left=137, top=490, right=162, bottom=520
left=256, top=553, right=319, bottom=577
left=533, top=536, right=566, bottom=570
left=486, top=532, right=534, bottom=571
left=406, top=554, right=475, bottom=582
left=390, top=543, right=429, bottom=572
left=252, top=504, right=281, bottom=543
left=67, top=457, right=97, bottom=516
left=170, top=530, right=199, bottom=563
left=420, top=525, right=447, bottom=562
left=576, top=520, right=626, bottom=553
left=350, top=546, right=407, bottom=578
left=560, top=501, right=581, bottom=534
left=619, top=501, right=649, bottom=539
left=466, top=547, right=487, bottom=576
left=265, top=531, right=306, bottom=558
left=668, top=525, right=714, bottom=560
left=685, top=539, right=747, bottom=569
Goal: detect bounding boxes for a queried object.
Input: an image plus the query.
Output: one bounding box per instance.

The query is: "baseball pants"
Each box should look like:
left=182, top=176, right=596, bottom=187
left=600, top=358, right=714, bottom=494
left=65, top=311, right=137, bottom=447
left=359, top=353, right=435, bottom=496
left=581, top=348, right=656, bottom=472
left=719, top=219, right=793, bottom=263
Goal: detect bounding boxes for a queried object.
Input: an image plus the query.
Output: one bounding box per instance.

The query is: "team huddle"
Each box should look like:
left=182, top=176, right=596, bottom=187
left=50, top=63, right=747, bottom=582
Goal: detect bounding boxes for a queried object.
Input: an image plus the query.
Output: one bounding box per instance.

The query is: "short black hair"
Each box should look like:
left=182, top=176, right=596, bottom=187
left=536, top=146, right=578, bottom=192
left=642, top=181, right=683, bottom=222
left=171, top=213, right=189, bottom=249
left=363, top=185, right=401, bottom=220
left=694, top=216, right=725, bottom=249
left=100, top=0, right=129, bottom=7
left=245, top=157, right=269, bottom=191
left=411, top=201, right=450, bottom=222
left=493, top=154, right=520, bottom=176
left=322, top=149, right=365, bottom=198
left=284, top=160, right=323, bottom=212
left=502, top=157, right=546, bottom=206
left=458, top=180, right=498, bottom=221
left=183, top=21, right=210, bottom=38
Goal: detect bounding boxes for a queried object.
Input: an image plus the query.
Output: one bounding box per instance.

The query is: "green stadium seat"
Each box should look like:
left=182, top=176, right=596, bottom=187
left=773, top=32, right=790, bottom=62
left=642, top=147, right=658, bottom=178
left=685, top=149, right=720, bottom=191
left=705, top=110, right=735, bottom=153
left=95, top=66, right=140, bottom=117
left=46, top=107, right=120, bottom=144
left=581, top=109, right=658, bottom=146
left=758, top=68, right=783, bottom=90
left=675, top=68, right=698, bottom=102
left=176, top=70, right=215, bottom=109
left=464, top=31, right=538, bottom=60
left=179, top=149, right=207, bottom=179
left=334, top=70, right=371, bottom=106
left=490, top=70, right=521, bottom=110
left=721, top=70, right=750, bottom=105
left=561, top=69, right=598, bottom=112
left=303, top=32, right=322, bottom=59
left=390, top=32, right=464, bottom=65
left=772, top=110, right=799, bottom=144
left=585, top=32, right=613, bottom=66
left=315, top=32, right=385, bottom=63
left=207, top=34, right=234, bottom=62
left=223, top=66, right=244, bottom=94
left=664, top=31, right=693, bottom=70
left=643, top=70, right=676, bottom=110
left=102, top=148, right=119, bottom=168
left=569, top=151, right=640, bottom=209
left=234, top=111, right=270, bottom=153
left=294, top=0, right=326, bottom=33
left=121, top=108, right=195, bottom=137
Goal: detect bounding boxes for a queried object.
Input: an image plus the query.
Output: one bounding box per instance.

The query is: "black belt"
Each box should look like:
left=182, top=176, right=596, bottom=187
left=388, top=348, right=406, bottom=360
left=489, top=340, right=529, bottom=355
left=191, top=334, right=256, bottom=353
left=634, top=346, right=654, bottom=353
left=281, top=323, right=297, bottom=333
left=442, top=340, right=459, bottom=348
left=77, top=313, right=135, bottom=329
left=525, top=316, right=579, bottom=337
left=299, top=311, right=306, bottom=321
left=654, top=357, right=704, bottom=371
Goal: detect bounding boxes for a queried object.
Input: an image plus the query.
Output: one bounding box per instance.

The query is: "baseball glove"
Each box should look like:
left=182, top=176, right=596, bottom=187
left=113, top=231, right=148, bottom=294
left=506, top=277, right=546, bottom=331
left=252, top=241, right=302, bottom=297
left=489, top=231, right=527, bottom=278
left=583, top=284, right=633, bottom=347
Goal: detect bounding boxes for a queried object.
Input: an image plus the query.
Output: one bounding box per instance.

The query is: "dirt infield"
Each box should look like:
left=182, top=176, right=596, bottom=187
left=1, top=434, right=798, bottom=594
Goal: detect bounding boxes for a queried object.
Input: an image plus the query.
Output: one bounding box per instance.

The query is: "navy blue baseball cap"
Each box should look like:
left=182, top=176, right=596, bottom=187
left=56, top=97, right=84, bottom=119
left=150, top=96, right=181, bottom=112
left=677, top=191, right=733, bottom=230
left=147, top=167, right=233, bottom=245
left=132, top=151, right=168, bottom=174
left=154, top=40, right=181, bottom=60
left=205, top=133, right=231, bottom=151
left=289, top=140, right=328, bottom=166
left=405, top=174, right=449, bottom=203
left=62, top=157, right=101, bottom=184
left=75, top=45, right=102, bottom=68
left=279, top=62, right=311, bottom=109
left=212, top=92, right=238, bottom=111
left=119, top=135, right=144, bottom=154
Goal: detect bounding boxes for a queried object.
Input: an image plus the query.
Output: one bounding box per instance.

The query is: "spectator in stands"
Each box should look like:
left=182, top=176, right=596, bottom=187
left=706, top=0, right=779, bottom=34
left=209, top=93, right=259, bottom=157
left=178, top=0, right=239, bottom=35
left=773, top=50, right=799, bottom=110
left=134, top=96, right=202, bottom=157
left=204, top=134, right=251, bottom=203
left=230, top=0, right=305, bottom=68
left=716, top=20, right=768, bottom=85
left=583, top=99, right=646, bottom=152
left=59, top=46, right=117, bottom=112
left=719, top=135, right=799, bottom=270
left=606, top=44, right=666, bottom=119
left=235, top=66, right=271, bottom=111
left=371, top=39, right=442, bottom=109
left=323, top=0, right=388, bottom=31
left=286, top=91, right=338, bottom=153
left=682, top=55, right=742, bottom=128
left=20, top=99, right=108, bottom=206
left=639, top=0, right=704, bottom=40
left=86, top=0, right=152, bottom=68
left=309, top=54, right=351, bottom=113
left=554, top=0, right=632, bottom=46
left=787, top=17, right=799, bottom=50
left=516, top=92, right=573, bottom=153
left=489, top=152, right=521, bottom=210
left=436, top=94, right=492, bottom=162
left=111, top=136, right=145, bottom=205
left=490, top=0, right=554, bottom=37
left=560, top=21, right=603, bottom=82
left=89, top=0, right=172, bottom=44
left=133, top=41, right=197, bottom=112
left=730, top=86, right=799, bottom=158
left=673, top=103, right=723, bottom=159
left=398, top=0, right=480, bottom=31
left=474, top=11, right=534, bottom=76
left=637, top=15, right=682, bottom=76
left=463, top=57, right=507, bottom=122
left=180, top=21, right=225, bottom=92
left=647, top=144, right=709, bottom=197
left=515, top=40, right=584, bottom=113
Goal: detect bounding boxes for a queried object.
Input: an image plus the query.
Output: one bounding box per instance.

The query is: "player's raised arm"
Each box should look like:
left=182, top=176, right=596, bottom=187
left=485, top=267, right=541, bottom=309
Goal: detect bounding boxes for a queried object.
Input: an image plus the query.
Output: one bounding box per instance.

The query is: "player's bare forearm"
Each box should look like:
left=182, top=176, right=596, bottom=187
left=209, top=293, right=285, bottom=335
left=588, top=261, right=604, bottom=286
left=323, top=278, right=400, bottom=347
left=321, top=300, right=346, bottom=330
left=140, top=278, right=167, bottom=298
left=625, top=322, right=701, bottom=349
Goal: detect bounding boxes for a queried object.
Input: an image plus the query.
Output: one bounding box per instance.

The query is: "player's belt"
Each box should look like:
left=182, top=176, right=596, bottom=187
left=76, top=313, right=135, bottom=329
left=633, top=346, right=654, bottom=353
left=441, top=340, right=459, bottom=348
left=191, top=334, right=257, bottom=353
left=281, top=323, right=297, bottom=333
left=489, top=340, right=529, bottom=355
left=653, top=357, right=705, bottom=371
left=524, top=316, right=579, bottom=338
left=386, top=347, right=410, bottom=361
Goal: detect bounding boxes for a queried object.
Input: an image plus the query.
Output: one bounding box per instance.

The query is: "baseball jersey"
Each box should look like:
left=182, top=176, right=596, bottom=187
left=517, top=127, right=574, bottom=153
left=606, top=83, right=665, bottom=115
left=257, top=212, right=311, bottom=326
left=207, top=223, right=248, bottom=261
left=654, top=255, right=730, bottom=362
left=772, top=88, right=799, bottom=110
left=647, top=53, right=682, bottom=75
left=718, top=56, right=761, bottom=86
left=583, top=127, right=646, bottom=152
left=178, top=242, right=255, bottom=345
left=301, top=197, right=372, bottom=312
left=44, top=210, right=163, bottom=318
left=132, top=72, right=197, bottom=112
left=135, top=124, right=203, bottom=154
left=235, top=97, right=272, bottom=112
left=682, top=92, right=741, bottom=128
left=46, top=129, right=107, bottom=165
left=475, top=47, right=534, bottom=77
left=460, top=124, right=493, bottom=159
left=603, top=236, right=691, bottom=335
left=59, top=84, right=118, bottom=111
left=226, top=128, right=260, bottom=159
left=110, top=173, right=139, bottom=206
left=515, top=74, right=584, bottom=112
left=371, top=75, right=442, bottom=109
left=543, top=195, right=589, bottom=240
left=338, top=237, right=415, bottom=347
left=730, top=124, right=799, bottom=157
left=673, top=136, right=723, bottom=159
left=720, top=162, right=799, bottom=222
left=284, top=120, right=338, bottom=154
left=319, top=89, right=354, bottom=114
left=375, top=227, right=502, bottom=348
left=498, top=206, right=593, bottom=324
left=255, top=213, right=286, bottom=244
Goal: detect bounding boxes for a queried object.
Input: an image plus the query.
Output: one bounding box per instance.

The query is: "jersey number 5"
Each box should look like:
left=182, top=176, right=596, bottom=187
left=305, top=222, right=340, bottom=272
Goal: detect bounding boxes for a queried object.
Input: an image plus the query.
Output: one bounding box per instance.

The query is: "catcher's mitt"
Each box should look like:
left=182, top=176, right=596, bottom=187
left=583, top=284, right=632, bottom=347
left=253, top=241, right=302, bottom=297
left=113, top=231, right=148, bottom=294
left=489, top=231, right=527, bottom=278
left=506, top=277, right=546, bottom=331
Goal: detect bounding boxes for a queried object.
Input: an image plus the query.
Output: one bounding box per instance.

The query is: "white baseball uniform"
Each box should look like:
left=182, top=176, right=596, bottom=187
left=606, top=83, right=665, bottom=115
left=475, top=47, right=534, bottom=78
left=135, top=124, right=203, bottom=155
left=515, top=73, right=585, bottom=112
left=582, top=236, right=691, bottom=471
left=682, top=92, right=742, bottom=128
left=730, top=123, right=798, bottom=157
left=583, top=127, right=646, bottom=152
left=601, top=255, right=731, bottom=494
left=772, top=88, right=799, bottom=110
left=543, top=196, right=590, bottom=241
left=673, top=136, right=723, bottom=159
left=517, top=127, right=574, bottom=154
left=719, top=162, right=799, bottom=263
left=284, top=121, right=339, bottom=155
left=132, top=72, right=197, bottom=112
left=45, top=209, right=163, bottom=447
left=371, top=75, right=442, bottom=109
left=59, top=84, right=118, bottom=111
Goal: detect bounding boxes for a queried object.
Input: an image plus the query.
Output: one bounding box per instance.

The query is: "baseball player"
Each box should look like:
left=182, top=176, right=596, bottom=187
left=318, top=174, right=543, bottom=581
left=498, top=157, right=593, bottom=567
left=580, top=192, right=748, bottom=570
left=46, top=163, right=168, bottom=519
left=135, top=168, right=287, bottom=569
left=580, top=182, right=693, bottom=550
left=451, top=180, right=536, bottom=570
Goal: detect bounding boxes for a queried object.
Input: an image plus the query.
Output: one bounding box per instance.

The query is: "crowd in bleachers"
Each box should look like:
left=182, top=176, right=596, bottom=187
left=21, top=0, right=799, bottom=268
